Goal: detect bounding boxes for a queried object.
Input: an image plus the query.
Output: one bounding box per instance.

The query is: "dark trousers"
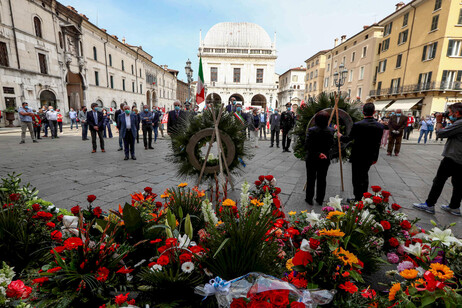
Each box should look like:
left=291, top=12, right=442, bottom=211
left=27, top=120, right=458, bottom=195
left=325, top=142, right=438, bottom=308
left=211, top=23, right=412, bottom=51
left=153, top=125, right=159, bottom=142
left=103, top=123, right=113, bottom=138
left=404, top=126, right=413, bottom=140
left=90, top=129, right=105, bottom=150
left=306, top=159, right=330, bottom=204
left=426, top=157, right=462, bottom=209
left=58, top=122, right=63, bottom=133
left=136, top=129, right=140, bottom=143
left=270, top=129, right=280, bottom=146
left=81, top=122, right=88, bottom=140
left=387, top=132, right=403, bottom=154
left=282, top=130, right=291, bottom=150
left=142, top=125, right=153, bottom=148
left=43, top=123, right=49, bottom=136
left=34, top=126, right=41, bottom=139
left=259, top=125, right=266, bottom=139
left=124, top=130, right=135, bottom=158
left=352, top=161, right=372, bottom=201
left=49, top=120, right=58, bottom=138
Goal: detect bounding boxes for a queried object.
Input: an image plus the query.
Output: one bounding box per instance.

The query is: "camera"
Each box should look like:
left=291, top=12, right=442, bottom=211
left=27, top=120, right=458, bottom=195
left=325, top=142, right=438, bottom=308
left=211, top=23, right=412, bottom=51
left=442, top=111, right=450, bottom=118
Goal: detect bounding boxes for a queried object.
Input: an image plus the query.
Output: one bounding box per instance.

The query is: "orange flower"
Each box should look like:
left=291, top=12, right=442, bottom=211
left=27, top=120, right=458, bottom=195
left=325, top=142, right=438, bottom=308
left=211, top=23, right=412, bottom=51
left=429, top=263, right=454, bottom=280
left=178, top=183, right=188, bottom=188
left=326, top=211, right=345, bottom=220
left=250, top=199, right=263, bottom=206
left=222, top=199, right=236, bottom=207
left=388, top=282, right=401, bottom=301
left=333, top=247, right=359, bottom=267
left=412, top=278, right=426, bottom=289
left=400, top=269, right=418, bottom=279
left=286, top=258, right=294, bottom=271
left=319, top=229, right=345, bottom=237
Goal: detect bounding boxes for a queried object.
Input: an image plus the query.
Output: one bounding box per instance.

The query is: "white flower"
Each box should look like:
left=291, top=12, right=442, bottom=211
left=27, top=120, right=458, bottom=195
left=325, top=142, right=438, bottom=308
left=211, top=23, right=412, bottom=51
left=181, top=262, right=195, bottom=273
left=178, top=234, right=192, bottom=248
left=403, top=243, right=423, bottom=258
left=305, top=210, right=321, bottom=226
left=47, top=205, right=59, bottom=213
left=360, top=209, right=374, bottom=223
left=327, top=195, right=342, bottom=211
left=300, top=239, right=310, bottom=252
left=363, top=198, right=372, bottom=205
left=151, top=264, right=162, bottom=272
left=415, top=267, right=425, bottom=276
left=204, top=268, right=213, bottom=277
left=201, top=199, right=218, bottom=226
left=270, top=178, right=277, bottom=186
left=427, top=227, right=462, bottom=247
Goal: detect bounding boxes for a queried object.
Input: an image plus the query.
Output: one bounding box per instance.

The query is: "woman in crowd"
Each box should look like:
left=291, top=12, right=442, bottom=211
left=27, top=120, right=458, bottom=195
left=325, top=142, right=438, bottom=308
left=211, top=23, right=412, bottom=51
left=102, top=109, right=113, bottom=138
left=380, top=112, right=390, bottom=149
left=57, top=109, right=63, bottom=134
left=249, top=108, right=261, bottom=148
left=418, top=115, right=433, bottom=144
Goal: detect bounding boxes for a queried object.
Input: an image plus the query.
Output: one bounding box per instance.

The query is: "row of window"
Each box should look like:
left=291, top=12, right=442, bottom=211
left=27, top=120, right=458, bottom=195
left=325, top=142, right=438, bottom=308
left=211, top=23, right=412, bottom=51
left=202, top=48, right=272, bottom=55
left=326, top=47, right=368, bottom=73
left=306, top=70, right=319, bottom=81
left=209, top=67, right=264, bottom=83
left=307, top=58, right=320, bottom=69
left=92, top=46, right=142, bottom=76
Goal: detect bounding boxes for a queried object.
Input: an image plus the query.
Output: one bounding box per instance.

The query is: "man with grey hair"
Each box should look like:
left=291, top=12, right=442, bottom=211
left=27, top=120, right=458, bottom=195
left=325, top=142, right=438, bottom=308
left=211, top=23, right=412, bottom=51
left=18, top=102, right=38, bottom=144
left=140, top=104, right=154, bottom=150
left=167, top=100, right=186, bottom=135
left=387, top=108, right=407, bottom=156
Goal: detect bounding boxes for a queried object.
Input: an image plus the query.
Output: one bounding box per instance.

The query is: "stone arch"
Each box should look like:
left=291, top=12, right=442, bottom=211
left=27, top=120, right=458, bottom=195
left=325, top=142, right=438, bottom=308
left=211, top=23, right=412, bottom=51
left=39, top=90, right=57, bottom=109
left=152, top=90, right=157, bottom=106
left=251, top=94, right=267, bottom=110
left=66, top=71, right=84, bottom=110
left=96, top=99, right=103, bottom=108
left=206, top=93, right=222, bottom=104
left=229, top=93, right=244, bottom=105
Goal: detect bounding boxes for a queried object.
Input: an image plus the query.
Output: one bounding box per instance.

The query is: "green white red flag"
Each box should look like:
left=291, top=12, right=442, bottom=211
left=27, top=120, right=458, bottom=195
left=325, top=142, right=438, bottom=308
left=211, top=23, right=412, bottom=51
left=196, top=57, right=205, bottom=105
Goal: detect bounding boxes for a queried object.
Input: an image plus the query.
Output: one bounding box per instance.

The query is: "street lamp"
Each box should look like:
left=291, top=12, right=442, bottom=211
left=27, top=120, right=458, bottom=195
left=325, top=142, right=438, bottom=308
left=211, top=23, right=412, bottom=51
left=269, top=94, right=273, bottom=109
left=185, top=59, right=193, bottom=104
left=333, top=63, right=348, bottom=95
left=288, top=86, right=294, bottom=104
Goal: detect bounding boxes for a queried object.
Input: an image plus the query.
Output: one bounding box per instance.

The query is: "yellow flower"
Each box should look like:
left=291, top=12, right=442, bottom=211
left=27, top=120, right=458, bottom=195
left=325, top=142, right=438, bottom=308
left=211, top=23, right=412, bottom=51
left=333, top=247, right=359, bottom=267
left=197, top=191, right=205, bottom=198
left=388, top=282, right=401, bottom=301
left=288, top=211, right=297, bottom=216
left=412, top=278, right=426, bottom=289
left=161, top=194, right=170, bottom=199
left=286, top=258, right=294, bottom=271
left=301, top=210, right=307, bottom=213
left=215, top=220, right=224, bottom=227
left=222, top=199, right=236, bottom=207
left=429, top=263, right=454, bottom=280
left=178, top=183, right=188, bottom=188
left=400, top=269, right=418, bottom=279
left=319, top=228, right=345, bottom=237
left=326, top=211, right=345, bottom=220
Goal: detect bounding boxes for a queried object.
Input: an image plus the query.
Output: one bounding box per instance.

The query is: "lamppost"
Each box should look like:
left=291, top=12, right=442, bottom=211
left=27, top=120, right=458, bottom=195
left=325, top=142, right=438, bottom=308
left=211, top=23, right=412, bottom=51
left=185, top=59, right=193, bottom=104
left=269, top=94, right=273, bottom=110
left=288, top=86, right=294, bottom=105
left=333, top=63, right=348, bottom=96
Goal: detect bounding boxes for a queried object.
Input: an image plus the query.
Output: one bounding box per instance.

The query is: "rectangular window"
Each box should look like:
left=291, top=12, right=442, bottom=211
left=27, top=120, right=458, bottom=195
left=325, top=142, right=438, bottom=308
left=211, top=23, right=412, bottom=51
left=210, top=67, right=218, bottom=82
left=434, top=0, right=442, bottom=11
left=140, top=69, right=142, bottom=77
left=38, top=53, right=47, bottom=74
left=398, top=30, right=408, bottom=45
left=418, top=72, right=432, bottom=90
left=377, top=81, right=382, bottom=92
left=422, top=42, right=438, bottom=61
left=342, top=56, right=346, bottom=64
left=94, top=71, right=99, bottom=86
left=384, top=22, right=393, bottom=36
left=357, top=87, right=362, bottom=98
left=359, top=67, right=365, bottom=80
left=0, top=42, right=9, bottom=67
left=431, top=15, right=439, bottom=31
left=441, top=70, right=462, bottom=89
left=348, top=70, right=354, bottom=82
left=313, top=81, right=317, bottom=91
left=122, top=79, right=126, bottom=91
left=447, top=40, right=462, bottom=57
left=403, top=12, right=409, bottom=27
left=110, top=75, right=114, bottom=89
left=378, top=60, right=387, bottom=73
left=324, top=77, right=329, bottom=88
left=109, top=54, right=112, bottom=66
left=391, top=78, right=401, bottom=93
left=396, top=54, right=403, bottom=68
left=256, top=68, right=263, bottom=83
left=140, top=84, right=142, bottom=94
left=327, top=63, right=330, bottom=72
left=362, top=46, right=367, bottom=58
left=122, top=60, right=125, bottom=71
left=351, top=52, right=355, bottom=62
left=233, top=68, right=241, bottom=83
left=131, top=65, right=134, bottom=75
left=382, top=38, right=390, bottom=51
left=458, top=9, right=462, bottom=25
left=132, top=82, right=135, bottom=93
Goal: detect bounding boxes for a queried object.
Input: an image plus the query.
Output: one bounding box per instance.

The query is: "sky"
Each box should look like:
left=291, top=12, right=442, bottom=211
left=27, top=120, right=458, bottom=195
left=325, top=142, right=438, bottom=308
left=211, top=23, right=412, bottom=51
left=64, top=0, right=401, bottom=81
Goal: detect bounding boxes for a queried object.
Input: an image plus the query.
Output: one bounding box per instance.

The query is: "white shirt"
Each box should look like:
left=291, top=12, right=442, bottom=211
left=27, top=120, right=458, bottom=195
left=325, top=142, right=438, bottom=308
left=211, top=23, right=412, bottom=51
left=125, top=113, right=131, bottom=129
left=46, top=111, right=58, bottom=121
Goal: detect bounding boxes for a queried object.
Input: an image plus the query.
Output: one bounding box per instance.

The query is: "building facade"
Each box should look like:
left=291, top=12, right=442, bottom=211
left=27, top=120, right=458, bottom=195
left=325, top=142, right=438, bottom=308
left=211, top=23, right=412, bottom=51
left=278, top=67, right=306, bottom=109
left=198, top=22, right=278, bottom=111
left=0, top=0, right=179, bottom=126
left=304, top=50, right=329, bottom=100
left=176, top=79, right=189, bottom=104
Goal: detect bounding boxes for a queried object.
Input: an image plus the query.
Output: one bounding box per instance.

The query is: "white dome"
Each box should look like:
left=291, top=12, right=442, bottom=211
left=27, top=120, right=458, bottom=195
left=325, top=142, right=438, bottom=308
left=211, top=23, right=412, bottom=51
left=203, top=22, right=273, bottom=49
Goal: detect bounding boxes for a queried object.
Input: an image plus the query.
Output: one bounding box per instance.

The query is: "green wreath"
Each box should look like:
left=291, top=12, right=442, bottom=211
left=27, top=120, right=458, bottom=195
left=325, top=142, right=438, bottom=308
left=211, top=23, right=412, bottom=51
left=168, top=103, right=253, bottom=180
left=292, top=92, right=363, bottom=160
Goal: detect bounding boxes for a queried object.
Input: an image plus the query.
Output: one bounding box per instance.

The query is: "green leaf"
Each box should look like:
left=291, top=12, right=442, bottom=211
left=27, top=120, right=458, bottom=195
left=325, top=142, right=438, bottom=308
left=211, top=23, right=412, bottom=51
left=185, top=214, right=193, bottom=240
left=421, top=296, right=436, bottom=307
left=178, top=207, right=183, bottom=221
left=122, top=203, right=143, bottom=234
left=167, top=209, right=176, bottom=230
left=213, top=238, right=230, bottom=259
left=292, top=265, right=307, bottom=272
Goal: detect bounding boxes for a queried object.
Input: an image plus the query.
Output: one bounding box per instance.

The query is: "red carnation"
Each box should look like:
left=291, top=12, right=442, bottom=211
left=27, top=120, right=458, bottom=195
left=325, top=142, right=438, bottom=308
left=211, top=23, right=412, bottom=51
left=50, top=246, right=65, bottom=254
left=155, top=201, right=163, bottom=208
left=32, top=277, right=49, bottom=286
left=339, top=281, right=358, bottom=294
left=372, top=196, right=382, bottom=204
left=275, top=187, right=281, bottom=194
left=382, top=191, right=391, bottom=198
left=380, top=221, right=391, bottom=230
left=363, top=192, right=372, bottom=199
left=32, top=203, right=41, bottom=211
left=95, top=267, right=110, bottom=282
left=392, top=203, right=401, bottom=211
left=9, top=193, right=21, bottom=202
left=291, top=303, right=305, bottom=308
left=47, top=266, right=62, bottom=273
left=255, top=180, right=262, bottom=186
left=265, top=175, right=274, bottom=181
left=165, top=238, right=178, bottom=247
left=87, top=195, right=97, bottom=203
left=389, top=237, right=399, bottom=247
left=179, top=253, right=192, bottom=263
left=93, top=206, right=103, bottom=218
left=157, top=255, right=169, bottom=266
left=309, top=238, right=320, bottom=250
left=400, top=220, right=412, bottom=230
left=51, top=230, right=62, bottom=242
left=230, top=298, right=247, bottom=308
left=292, top=250, right=313, bottom=267
left=116, top=267, right=134, bottom=274
left=114, top=293, right=129, bottom=305
left=273, top=198, right=281, bottom=208
left=64, top=237, right=83, bottom=250
left=361, top=288, right=376, bottom=299
left=144, top=187, right=153, bottom=194
left=371, top=186, right=381, bottom=193
left=71, top=205, right=80, bottom=215
left=262, top=185, right=269, bottom=192
left=258, top=175, right=265, bottom=182
left=356, top=201, right=364, bottom=210
left=46, top=222, right=56, bottom=229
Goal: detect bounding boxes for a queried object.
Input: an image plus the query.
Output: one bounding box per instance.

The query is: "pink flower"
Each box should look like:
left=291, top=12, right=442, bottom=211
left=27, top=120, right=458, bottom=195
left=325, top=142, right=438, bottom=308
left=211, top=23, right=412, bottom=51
left=397, top=261, right=414, bottom=272
left=387, top=253, right=399, bottom=264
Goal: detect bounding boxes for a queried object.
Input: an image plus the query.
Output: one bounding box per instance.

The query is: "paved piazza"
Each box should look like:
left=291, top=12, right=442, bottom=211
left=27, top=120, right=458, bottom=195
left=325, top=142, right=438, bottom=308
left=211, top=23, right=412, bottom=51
left=0, top=128, right=459, bottom=236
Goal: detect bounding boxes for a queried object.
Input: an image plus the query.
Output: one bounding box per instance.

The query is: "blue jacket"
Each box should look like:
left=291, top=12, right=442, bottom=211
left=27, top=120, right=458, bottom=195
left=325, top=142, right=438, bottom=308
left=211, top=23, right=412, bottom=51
left=118, top=113, right=138, bottom=138
left=139, top=111, right=153, bottom=125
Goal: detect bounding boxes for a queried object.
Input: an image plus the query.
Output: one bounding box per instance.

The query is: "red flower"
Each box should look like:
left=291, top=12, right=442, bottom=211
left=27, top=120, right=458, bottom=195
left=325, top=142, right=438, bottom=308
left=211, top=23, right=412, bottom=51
left=114, top=292, right=129, bottom=305
left=57, top=214, right=63, bottom=221
left=275, top=187, right=281, bottom=194
left=248, top=301, right=272, bottom=308
left=47, top=266, right=62, bottom=273
left=150, top=239, right=162, bottom=244
left=389, top=237, right=399, bottom=247
left=116, top=266, right=134, bottom=274
left=87, top=195, right=97, bottom=203
left=258, top=175, right=265, bottom=182
left=363, top=192, right=373, bottom=199
left=270, top=289, right=290, bottom=307
left=400, top=220, right=412, bottom=230
left=254, top=180, right=262, bottom=186
left=32, top=277, right=49, bottom=286
left=286, top=227, right=300, bottom=238
left=93, top=206, right=103, bottom=218
left=127, top=299, right=136, bottom=305
left=230, top=298, right=247, bottom=308
left=6, top=280, right=32, bottom=299
left=51, top=230, right=63, bottom=242
left=372, top=196, right=382, bottom=204
left=382, top=191, right=391, bottom=198
left=9, top=193, right=21, bottom=202
left=34, top=211, right=53, bottom=220
left=356, top=201, right=364, bottom=210
left=95, top=267, right=110, bottom=282
left=262, top=185, right=269, bottom=192
left=179, top=253, right=192, bottom=263
left=32, top=203, right=41, bottom=211
left=46, top=222, right=56, bottom=229
left=50, top=246, right=65, bottom=254
left=291, top=303, right=305, bottom=308
left=155, top=201, right=163, bottom=208
left=190, top=245, right=205, bottom=254
left=144, top=187, right=153, bottom=194
left=371, top=186, right=381, bottom=193
left=309, top=238, right=321, bottom=250
left=292, top=250, right=313, bottom=267
left=361, top=288, right=376, bottom=299
left=71, top=205, right=80, bottom=215
left=392, top=203, right=401, bottom=211
left=339, top=281, right=358, bottom=294
left=265, top=175, right=274, bottom=181
left=273, top=198, right=281, bottom=208
left=157, top=255, right=169, bottom=266
left=63, top=237, right=83, bottom=250
left=380, top=221, right=391, bottom=230
left=165, top=238, right=178, bottom=248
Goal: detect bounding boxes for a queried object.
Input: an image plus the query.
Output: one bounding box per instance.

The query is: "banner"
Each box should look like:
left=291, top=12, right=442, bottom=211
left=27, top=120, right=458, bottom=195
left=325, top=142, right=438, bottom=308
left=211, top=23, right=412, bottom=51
left=161, top=114, right=168, bottom=124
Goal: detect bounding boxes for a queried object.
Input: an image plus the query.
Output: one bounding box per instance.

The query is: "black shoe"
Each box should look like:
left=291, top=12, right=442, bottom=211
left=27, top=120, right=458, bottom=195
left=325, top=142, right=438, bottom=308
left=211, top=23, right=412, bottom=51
left=305, top=199, right=313, bottom=205
left=315, top=199, right=323, bottom=206
left=20, top=141, right=25, bottom=144
left=132, top=156, right=137, bottom=160
left=124, top=156, right=129, bottom=160
left=286, top=149, right=291, bottom=153
left=145, top=147, right=148, bottom=150
left=149, top=147, right=154, bottom=149
left=277, top=145, right=280, bottom=148
left=269, top=145, right=273, bottom=148
left=37, top=138, right=42, bottom=140
left=118, top=148, right=123, bottom=151
left=84, top=138, right=90, bottom=140
left=33, top=140, right=38, bottom=143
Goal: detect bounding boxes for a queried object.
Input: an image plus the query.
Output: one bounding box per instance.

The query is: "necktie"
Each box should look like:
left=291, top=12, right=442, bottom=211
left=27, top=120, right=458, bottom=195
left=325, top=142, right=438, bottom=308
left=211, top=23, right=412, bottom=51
left=94, top=112, right=98, bottom=125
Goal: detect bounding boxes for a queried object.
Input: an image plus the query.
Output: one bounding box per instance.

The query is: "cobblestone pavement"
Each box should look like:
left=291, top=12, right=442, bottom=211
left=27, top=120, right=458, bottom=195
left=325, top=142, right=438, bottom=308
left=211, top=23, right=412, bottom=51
left=0, top=128, right=459, bottom=236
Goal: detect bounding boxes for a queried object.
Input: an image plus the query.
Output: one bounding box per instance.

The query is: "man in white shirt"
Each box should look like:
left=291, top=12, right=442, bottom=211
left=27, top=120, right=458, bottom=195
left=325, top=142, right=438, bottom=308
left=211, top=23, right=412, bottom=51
left=46, top=106, right=58, bottom=139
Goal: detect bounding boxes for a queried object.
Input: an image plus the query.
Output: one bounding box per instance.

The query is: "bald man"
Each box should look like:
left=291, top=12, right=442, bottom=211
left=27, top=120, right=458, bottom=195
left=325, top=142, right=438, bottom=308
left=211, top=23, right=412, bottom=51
left=387, top=109, right=408, bottom=156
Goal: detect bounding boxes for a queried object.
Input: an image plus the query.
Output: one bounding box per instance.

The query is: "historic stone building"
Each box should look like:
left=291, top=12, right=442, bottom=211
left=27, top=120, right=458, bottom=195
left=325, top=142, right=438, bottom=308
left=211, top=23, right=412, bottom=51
left=198, top=22, right=278, bottom=111
left=278, top=67, right=306, bottom=110
left=0, top=0, right=179, bottom=126
left=176, top=79, right=189, bottom=105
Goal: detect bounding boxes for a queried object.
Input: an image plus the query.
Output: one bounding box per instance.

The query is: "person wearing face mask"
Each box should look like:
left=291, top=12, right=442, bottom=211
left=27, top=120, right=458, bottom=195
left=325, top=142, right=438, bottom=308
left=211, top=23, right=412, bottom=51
left=414, top=103, right=462, bottom=216
left=417, top=116, right=432, bottom=144
left=226, top=97, right=237, bottom=113
left=69, top=108, right=78, bottom=130
left=18, top=102, right=38, bottom=144
left=102, top=109, right=113, bottom=138
left=167, top=101, right=186, bottom=135
left=269, top=109, right=281, bottom=148
left=78, top=106, right=89, bottom=141
left=259, top=109, right=267, bottom=140
left=387, top=109, right=408, bottom=156
left=249, top=108, right=261, bottom=148
left=140, top=105, right=154, bottom=150
left=280, top=103, right=296, bottom=152
left=46, top=106, right=59, bottom=139
left=86, top=103, right=105, bottom=153
left=119, top=105, right=139, bottom=160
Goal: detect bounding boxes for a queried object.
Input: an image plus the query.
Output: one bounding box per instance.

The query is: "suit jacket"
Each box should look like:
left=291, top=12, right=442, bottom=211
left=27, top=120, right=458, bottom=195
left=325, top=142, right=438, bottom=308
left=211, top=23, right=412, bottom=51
left=305, top=126, right=335, bottom=161
left=249, top=113, right=261, bottom=130
left=87, top=110, right=104, bottom=131
left=344, top=117, right=384, bottom=164
left=152, top=111, right=161, bottom=127
left=226, top=104, right=236, bottom=113
left=280, top=111, right=295, bottom=131
left=388, top=115, right=408, bottom=134
left=269, top=113, right=281, bottom=131
left=118, top=113, right=138, bottom=138
left=167, top=110, right=186, bottom=134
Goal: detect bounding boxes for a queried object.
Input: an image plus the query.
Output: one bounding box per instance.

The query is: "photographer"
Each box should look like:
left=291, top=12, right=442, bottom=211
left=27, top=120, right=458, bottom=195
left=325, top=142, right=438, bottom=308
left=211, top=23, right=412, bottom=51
left=414, top=103, right=462, bottom=216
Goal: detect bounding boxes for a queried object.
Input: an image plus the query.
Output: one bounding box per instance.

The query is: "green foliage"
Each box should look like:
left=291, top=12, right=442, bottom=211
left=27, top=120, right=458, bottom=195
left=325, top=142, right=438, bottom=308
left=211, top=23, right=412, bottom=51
left=165, top=185, right=205, bottom=231
left=0, top=173, right=38, bottom=204
left=292, top=92, right=363, bottom=159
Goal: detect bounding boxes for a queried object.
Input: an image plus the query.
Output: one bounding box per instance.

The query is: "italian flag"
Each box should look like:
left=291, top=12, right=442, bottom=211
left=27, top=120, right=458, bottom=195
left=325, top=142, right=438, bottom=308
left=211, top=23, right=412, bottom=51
left=196, top=57, right=205, bottom=105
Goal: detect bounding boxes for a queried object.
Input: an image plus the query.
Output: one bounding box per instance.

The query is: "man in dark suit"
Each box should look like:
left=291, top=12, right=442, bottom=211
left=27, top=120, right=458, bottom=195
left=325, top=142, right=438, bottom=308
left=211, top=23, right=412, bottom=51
left=86, top=102, right=105, bottom=153
left=115, top=103, right=125, bottom=151
left=152, top=107, right=161, bottom=143
left=226, top=97, right=237, bottom=113
left=167, top=100, right=186, bottom=135
left=269, top=109, right=281, bottom=148
left=280, top=103, right=296, bottom=152
left=387, top=109, right=408, bottom=156
left=341, top=102, right=384, bottom=201
left=119, top=105, right=138, bottom=160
